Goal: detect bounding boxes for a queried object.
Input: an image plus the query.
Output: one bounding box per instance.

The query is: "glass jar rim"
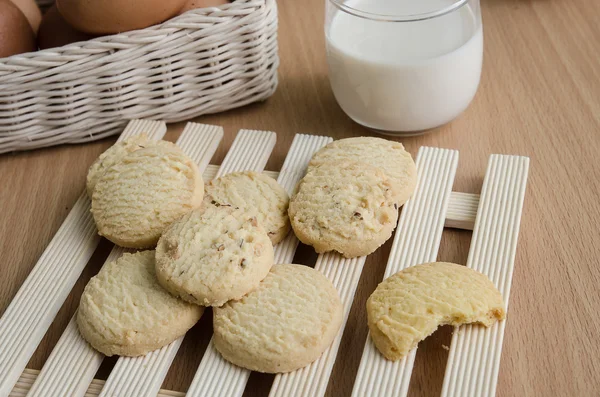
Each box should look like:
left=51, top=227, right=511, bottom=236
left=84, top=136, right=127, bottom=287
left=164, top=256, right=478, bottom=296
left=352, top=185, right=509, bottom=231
left=328, top=0, right=470, bottom=22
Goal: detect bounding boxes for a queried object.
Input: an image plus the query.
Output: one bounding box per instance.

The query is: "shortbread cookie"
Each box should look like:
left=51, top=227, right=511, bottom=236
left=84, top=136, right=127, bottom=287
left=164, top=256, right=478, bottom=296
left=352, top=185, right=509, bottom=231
left=91, top=144, right=203, bottom=248
left=213, top=264, right=343, bottom=373
left=77, top=251, right=203, bottom=357
left=367, top=262, right=506, bottom=361
left=309, top=137, right=417, bottom=206
left=86, top=134, right=171, bottom=198
left=289, top=161, right=398, bottom=258
left=155, top=205, right=274, bottom=307
left=204, top=171, right=290, bottom=244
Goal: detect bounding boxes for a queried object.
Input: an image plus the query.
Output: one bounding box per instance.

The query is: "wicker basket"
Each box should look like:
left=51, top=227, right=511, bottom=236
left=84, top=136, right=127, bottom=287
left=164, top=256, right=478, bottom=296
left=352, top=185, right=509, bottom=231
left=0, top=0, right=278, bottom=154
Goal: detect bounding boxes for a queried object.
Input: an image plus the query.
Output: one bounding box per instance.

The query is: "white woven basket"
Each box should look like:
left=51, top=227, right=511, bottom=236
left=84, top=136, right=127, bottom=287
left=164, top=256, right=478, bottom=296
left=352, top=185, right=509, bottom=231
left=0, top=0, right=278, bottom=154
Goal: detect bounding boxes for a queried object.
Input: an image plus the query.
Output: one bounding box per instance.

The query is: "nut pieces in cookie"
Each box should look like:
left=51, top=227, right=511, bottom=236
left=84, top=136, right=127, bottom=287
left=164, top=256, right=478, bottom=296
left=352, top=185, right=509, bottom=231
left=155, top=205, right=274, bottom=307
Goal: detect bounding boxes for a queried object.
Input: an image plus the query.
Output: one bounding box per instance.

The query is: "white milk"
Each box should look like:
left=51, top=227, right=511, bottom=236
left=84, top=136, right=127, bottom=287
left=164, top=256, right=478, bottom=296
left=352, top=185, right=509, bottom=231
left=326, top=0, right=483, bottom=132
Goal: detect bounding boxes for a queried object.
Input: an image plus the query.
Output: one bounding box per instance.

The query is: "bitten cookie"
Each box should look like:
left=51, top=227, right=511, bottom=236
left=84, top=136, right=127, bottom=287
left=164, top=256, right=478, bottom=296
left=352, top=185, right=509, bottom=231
left=213, top=264, right=343, bottom=373
left=308, top=137, right=417, bottom=206
left=91, top=144, right=203, bottom=248
left=367, top=262, right=506, bottom=361
left=289, top=160, right=398, bottom=258
left=77, top=251, right=203, bottom=357
left=155, top=205, right=274, bottom=307
left=204, top=171, right=290, bottom=244
left=86, top=134, right=171, bottom=198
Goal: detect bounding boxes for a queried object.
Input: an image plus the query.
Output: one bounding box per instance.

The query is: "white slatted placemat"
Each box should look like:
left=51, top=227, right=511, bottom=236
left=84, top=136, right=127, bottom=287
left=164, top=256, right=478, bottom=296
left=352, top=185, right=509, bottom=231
left=441, top=155, right=529, bottom=397
left=97, top=128, right=276, bottom=397
left=267, top=147, right=458, bottom=397
left=0, top=119, right=167, bottom=397
left=350, top=147, right=459, bottom=397
left=26, top=123, right=225, bottom=397
left=185, top=133, right=333, bottom=397
left=3, top=123, right=529, bottom=397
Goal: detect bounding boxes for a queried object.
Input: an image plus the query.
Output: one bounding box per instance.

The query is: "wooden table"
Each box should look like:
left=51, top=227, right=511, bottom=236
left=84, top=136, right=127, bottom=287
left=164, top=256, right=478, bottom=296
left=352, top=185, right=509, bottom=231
left=1, top=0, right=599, bottom=396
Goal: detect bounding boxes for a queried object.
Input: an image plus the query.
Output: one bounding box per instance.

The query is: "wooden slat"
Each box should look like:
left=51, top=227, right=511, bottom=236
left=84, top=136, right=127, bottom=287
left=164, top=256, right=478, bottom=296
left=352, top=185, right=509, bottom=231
left=441, top=155, right=529, bottom=397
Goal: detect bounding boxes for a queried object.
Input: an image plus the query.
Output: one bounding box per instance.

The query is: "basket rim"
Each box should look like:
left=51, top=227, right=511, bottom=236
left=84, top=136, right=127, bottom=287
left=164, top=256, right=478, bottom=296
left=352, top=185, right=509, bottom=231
left=0, top=0, right=269, bottom=65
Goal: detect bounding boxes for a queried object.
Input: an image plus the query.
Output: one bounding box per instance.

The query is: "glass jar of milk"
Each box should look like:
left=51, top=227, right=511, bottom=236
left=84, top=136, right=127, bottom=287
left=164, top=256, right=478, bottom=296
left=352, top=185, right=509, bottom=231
left=325, top=0, right=483, bottom=134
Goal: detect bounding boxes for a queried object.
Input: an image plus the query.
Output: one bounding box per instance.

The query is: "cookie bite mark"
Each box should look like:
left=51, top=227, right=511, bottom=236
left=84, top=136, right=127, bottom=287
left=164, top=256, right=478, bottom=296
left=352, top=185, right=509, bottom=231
left=367, top=262, right=505, bottom=361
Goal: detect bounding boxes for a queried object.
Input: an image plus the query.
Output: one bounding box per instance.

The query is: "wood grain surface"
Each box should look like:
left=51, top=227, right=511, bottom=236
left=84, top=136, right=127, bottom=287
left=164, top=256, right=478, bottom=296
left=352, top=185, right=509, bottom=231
left=1, top=0, right=599, bottom=396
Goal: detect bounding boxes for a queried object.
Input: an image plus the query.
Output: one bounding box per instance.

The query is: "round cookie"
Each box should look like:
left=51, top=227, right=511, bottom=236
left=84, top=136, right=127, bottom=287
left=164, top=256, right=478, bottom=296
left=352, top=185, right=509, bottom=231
left=308, top=137, right=417, bottom=206
left=289, top=160, right=398, bottom=258
left=91, top=144, right=203, bottom=248
left=204, top=171, right=290, bottom=244
left=86, top=134, right=170, bottom=198
left=213, top=264, right=343, bottom=373
left=77, top=251, right=203, bottom=357
left=155, top=205, right=274, bottom=307
left=367, top=262, right=506, bottom=361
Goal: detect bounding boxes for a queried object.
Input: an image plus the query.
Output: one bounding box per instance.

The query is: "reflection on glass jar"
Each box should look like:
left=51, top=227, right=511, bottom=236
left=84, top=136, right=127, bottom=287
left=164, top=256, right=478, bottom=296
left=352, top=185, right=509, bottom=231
left=325, top=0, right=483, bottom=135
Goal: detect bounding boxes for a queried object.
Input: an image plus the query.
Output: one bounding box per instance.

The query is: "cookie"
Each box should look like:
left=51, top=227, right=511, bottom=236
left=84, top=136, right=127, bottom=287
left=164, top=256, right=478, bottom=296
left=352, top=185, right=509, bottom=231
left=155, top=205, right=274, bottom=307
left=91, top=144, right=203, bottom=248
left=308, top=137, right=417, bottom=206
left=86, top=134, right=170, bottom=198
left=367, top=262, right=506, bottom=361
left=77, top=251, right=203, bottom=357
left=288, top=160, right=398, bottom=258
left=213, top=264, right=343, bottom=373
left=204, top=171, right=290, bottom=244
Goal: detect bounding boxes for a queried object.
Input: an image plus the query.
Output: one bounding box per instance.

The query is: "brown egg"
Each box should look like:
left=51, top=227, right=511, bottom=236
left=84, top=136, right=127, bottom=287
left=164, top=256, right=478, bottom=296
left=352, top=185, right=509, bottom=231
left=0, top=0, right=36, bottom=58
left=179, top=0, right=230, bottom=14
left=56, top=0, right=188, bottom=34
left=9, top=0, right=41, bottom=33
left=38, top=5, right=95, bottom=50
